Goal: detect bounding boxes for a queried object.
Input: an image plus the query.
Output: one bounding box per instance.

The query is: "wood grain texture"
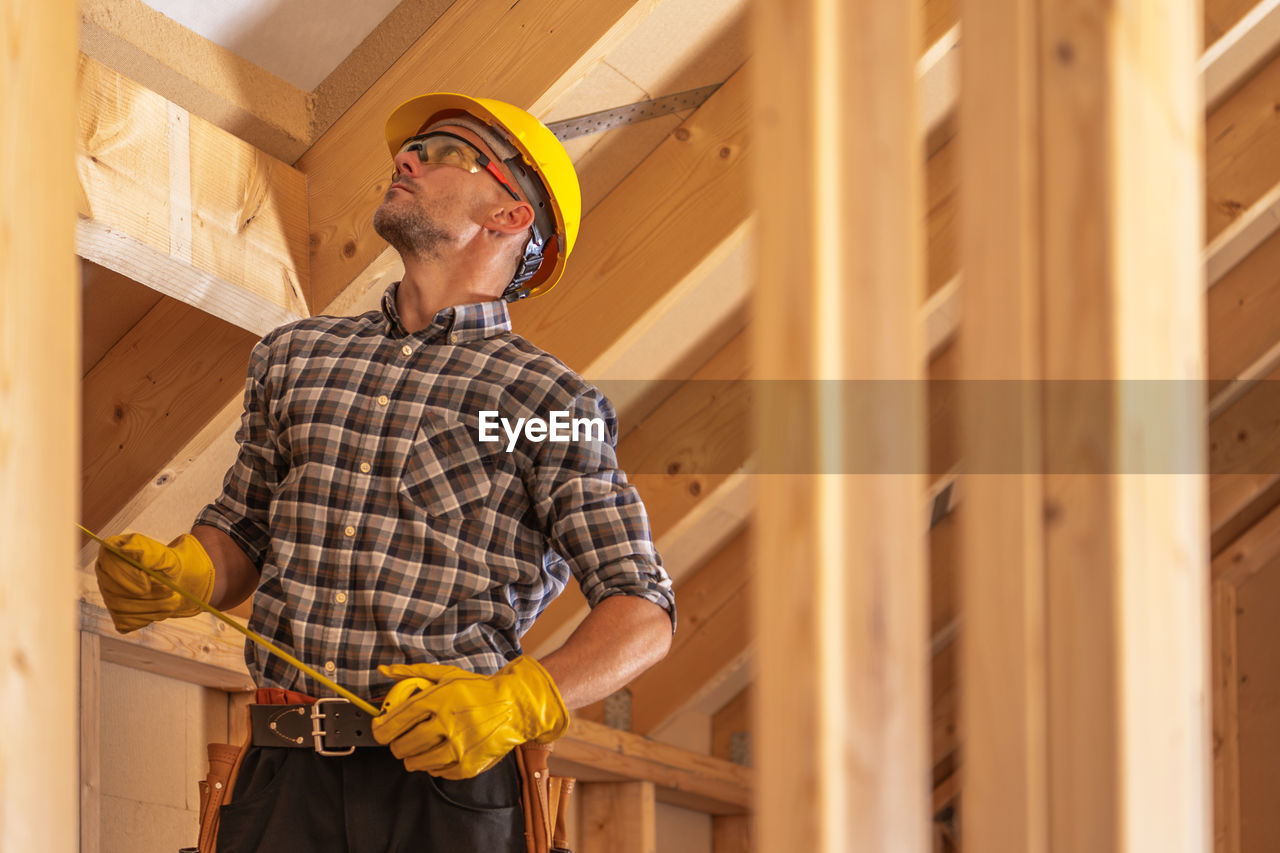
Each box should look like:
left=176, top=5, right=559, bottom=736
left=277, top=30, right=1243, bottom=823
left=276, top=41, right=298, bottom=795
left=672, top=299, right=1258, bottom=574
left=0, top=3, right=81, bottom=849
left=957, top=0, right=1050, bottom=849
left=80, top=600, right=253, bottom=692
left=510, top=62, right=751, bottom=376
left=957, top=0, right=1210, bottom=851
left=1207, top=226, right=1280, bottom=392
left=80, top=296, right=255, bottom=533
left=1212, top=580, right=1242, bottom=853
left=551, top=718, right=752, bottom=814
left=578, top=781, right=656, bottom=853
left=629, top=533, right=751, bottom=735
left=81, top=632, right=103, bottom=853
left=299, top=0, right=657, bottom=309
left=1206, top=50, right=1280, bottom=242
left=753, top=2, right=929, bottom=852
left=1234, top=563, right=1280, bottom=853
left=77, top=54, right=310, bottom=331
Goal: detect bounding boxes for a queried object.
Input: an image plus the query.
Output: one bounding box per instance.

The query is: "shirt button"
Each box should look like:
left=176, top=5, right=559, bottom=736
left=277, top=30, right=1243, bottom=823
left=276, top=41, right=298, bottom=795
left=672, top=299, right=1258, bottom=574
left=324, top=661, right=336, bottom=672
left=450, top=334, right=458, bottom=344
left=401, top=344, right=412, bottom=356
left=377, top=395, right=389, bottom=406
left=359, top=462, right=371, bottom=473
left=335, top=592, right=348, bottom=604
left=344, top=525, right=356, bottom=537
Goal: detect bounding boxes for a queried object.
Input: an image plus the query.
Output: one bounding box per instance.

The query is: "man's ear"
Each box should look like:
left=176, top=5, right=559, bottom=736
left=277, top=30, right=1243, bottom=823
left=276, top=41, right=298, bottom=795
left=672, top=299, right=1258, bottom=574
left=484, top=201, right=535, bottom=236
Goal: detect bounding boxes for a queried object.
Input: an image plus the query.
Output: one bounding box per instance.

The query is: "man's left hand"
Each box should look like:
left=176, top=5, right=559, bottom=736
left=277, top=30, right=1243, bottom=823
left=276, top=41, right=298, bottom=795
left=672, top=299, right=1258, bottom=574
left=372, top=656, right=569, bottom=779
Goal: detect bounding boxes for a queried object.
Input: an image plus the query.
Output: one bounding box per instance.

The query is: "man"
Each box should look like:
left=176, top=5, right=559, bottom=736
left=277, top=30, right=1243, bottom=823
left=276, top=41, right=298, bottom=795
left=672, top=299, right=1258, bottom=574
left=94, top=92, right=676, bottom=852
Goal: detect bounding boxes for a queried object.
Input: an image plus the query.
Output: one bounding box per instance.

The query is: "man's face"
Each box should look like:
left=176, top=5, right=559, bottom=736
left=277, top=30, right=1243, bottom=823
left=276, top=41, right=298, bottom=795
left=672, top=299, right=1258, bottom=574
left=372, top=123, right=518, bottom=260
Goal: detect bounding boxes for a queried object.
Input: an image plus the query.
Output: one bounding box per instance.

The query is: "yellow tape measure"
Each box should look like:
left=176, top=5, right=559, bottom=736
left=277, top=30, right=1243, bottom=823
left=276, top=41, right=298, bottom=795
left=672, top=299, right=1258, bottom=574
left=80, top=524, right=382, bottom=717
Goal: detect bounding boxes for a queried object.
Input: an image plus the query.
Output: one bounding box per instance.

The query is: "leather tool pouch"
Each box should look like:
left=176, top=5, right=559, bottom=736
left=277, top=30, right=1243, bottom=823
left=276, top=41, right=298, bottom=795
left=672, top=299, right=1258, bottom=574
left=516, top=742, right=576, bottom=853
left=195, top=719, right=252, bottom=853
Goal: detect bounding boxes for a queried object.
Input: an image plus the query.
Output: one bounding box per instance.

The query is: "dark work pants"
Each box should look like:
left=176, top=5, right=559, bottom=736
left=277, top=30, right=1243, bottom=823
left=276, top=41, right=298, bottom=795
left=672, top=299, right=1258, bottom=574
left=216, top=745, right=527, bottom=853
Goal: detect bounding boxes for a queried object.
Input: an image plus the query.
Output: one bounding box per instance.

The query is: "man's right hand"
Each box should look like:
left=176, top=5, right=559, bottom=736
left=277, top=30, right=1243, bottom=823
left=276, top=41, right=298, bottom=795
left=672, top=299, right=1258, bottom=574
left=94, top=532, right=216, bottom=633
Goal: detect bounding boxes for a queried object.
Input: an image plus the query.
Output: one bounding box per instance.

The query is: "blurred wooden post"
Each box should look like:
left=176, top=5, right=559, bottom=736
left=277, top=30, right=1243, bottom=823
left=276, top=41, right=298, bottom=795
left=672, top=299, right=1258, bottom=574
left=959, top=0, right=1210, bottom=851
left=752, top=0, right=929, bottom=851
left=0, top=0, right=81, bottom=850
left=577, top=781, right=656, bottom=853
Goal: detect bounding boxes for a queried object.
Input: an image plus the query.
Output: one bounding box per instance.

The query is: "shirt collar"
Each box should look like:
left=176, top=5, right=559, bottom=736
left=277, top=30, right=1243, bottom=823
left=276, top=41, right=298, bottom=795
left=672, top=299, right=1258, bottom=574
left=380, top=281, right=512, bottom=343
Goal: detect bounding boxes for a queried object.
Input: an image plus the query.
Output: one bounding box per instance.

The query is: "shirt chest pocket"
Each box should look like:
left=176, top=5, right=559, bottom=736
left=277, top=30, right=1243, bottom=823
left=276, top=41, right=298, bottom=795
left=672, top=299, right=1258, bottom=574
left=399, top=416, right=494, bottom=520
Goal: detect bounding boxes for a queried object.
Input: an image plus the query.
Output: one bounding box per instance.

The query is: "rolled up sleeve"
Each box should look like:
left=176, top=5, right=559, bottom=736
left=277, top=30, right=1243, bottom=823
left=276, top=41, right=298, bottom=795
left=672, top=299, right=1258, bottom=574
left=529, top=389, right=677, bottom=630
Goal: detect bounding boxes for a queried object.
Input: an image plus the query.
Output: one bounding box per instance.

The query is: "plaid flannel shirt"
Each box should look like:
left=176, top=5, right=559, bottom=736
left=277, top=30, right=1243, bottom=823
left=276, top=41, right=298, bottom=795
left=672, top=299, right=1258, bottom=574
left=196, top=282, right=675, bottom=699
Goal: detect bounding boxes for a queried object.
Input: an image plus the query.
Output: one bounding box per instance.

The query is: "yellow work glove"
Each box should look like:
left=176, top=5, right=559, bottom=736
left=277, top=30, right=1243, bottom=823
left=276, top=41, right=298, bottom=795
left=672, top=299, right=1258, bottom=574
left=373, top=656, right=570, bottom=780
left=94, top=532, right=216, bottom=633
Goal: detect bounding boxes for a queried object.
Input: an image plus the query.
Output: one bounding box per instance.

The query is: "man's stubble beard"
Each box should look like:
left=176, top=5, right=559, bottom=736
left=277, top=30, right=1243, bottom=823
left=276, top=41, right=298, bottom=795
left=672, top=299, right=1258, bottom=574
left=373, top=194, right=455, bottom=261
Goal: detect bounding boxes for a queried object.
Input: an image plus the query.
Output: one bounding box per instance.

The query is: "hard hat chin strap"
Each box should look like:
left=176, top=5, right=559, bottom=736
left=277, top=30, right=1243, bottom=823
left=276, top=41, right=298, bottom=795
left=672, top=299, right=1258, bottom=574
left=503, top=229, right=546, bottom=301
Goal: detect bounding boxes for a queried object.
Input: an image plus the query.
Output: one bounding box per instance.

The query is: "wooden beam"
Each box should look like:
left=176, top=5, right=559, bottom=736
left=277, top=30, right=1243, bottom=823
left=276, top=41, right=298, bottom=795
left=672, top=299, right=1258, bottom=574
left=511, top=63, right=751, bottom=375
left=300, top=0, right=659, bottom=309
left=578, top=781, right=656, bottom=853
left=960, top=1, right=1210, bottom=852
left=550, top=718, right=751, bottom=815
left=80, top=632, right=102, bottom=853
left=1206, top=48, right=1280, bottom=243
left=1208, top=365, right=1280, bottom=555
left=1212, top=576, right=1244, bottom=853
left=629, top=532, right=751, bottom=736
left=955, top=0, right=1048, bottom=848
left=80, top=297, right=256, bottom=534
left=79, top=0, right=312, bottom=161
left=1230, top=556, right=1280, bottom=851
left=79, top=600, right=253, bottom=692
left=1201, top=0, right=1280, bottom=112
left=753, top=3, right=928, bottom=853
left=77, top=54, right=310, bottom=335
left=1, top=1, right=80, bottom=848
left=711, top=687, right=753, bottom=853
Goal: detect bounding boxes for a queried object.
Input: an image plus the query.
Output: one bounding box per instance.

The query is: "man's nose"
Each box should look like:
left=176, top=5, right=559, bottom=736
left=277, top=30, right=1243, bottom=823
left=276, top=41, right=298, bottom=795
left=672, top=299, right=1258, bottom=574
left=392, top=149, right=422, bottom=177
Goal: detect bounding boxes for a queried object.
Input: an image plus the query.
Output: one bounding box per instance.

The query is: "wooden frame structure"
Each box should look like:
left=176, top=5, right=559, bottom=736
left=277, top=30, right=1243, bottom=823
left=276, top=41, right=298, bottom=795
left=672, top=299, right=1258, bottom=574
left=31, top=0, right=1280, bottom=849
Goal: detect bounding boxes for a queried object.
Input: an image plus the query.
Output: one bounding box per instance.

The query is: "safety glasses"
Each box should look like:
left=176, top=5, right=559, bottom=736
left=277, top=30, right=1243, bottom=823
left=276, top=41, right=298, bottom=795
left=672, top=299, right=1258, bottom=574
left=396, top=131, right=522, bottom=202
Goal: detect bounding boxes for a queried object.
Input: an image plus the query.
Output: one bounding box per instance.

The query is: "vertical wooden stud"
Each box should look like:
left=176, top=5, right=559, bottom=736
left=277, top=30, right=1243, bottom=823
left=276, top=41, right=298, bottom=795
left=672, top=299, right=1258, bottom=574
left=960, top=0, right=1210, bottom=850
left=578, top=781, right=657, bottom=853
left=0, top=0, right=81, bottom=851
left=753, top=0, right=929, bottom=851
left=80, top=633, right=102, bottom=853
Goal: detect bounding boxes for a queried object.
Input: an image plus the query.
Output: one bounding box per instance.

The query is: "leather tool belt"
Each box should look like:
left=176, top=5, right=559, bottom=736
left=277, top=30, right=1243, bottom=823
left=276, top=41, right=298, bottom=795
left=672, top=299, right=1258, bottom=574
left=250, top=698, right=380, bottom=755
left=191, top=687, right=576, bottom=852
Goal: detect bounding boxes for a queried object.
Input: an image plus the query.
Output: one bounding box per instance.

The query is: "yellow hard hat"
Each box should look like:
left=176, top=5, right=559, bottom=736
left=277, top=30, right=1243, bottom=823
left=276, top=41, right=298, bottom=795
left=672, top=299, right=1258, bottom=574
left=385, top=93, right=582, bottom=300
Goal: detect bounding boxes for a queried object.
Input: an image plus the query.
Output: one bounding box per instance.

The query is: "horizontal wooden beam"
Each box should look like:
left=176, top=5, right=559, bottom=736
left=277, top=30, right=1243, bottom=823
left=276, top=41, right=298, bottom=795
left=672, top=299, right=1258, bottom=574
left=550, top=718, right=752, bottom=815
left=78, top=599, right=252, bottom=692
left=77, top=53, right=310, bottom=334
left=300, top=0, right=657, bottom=309
left=79, top=0, right=312, bottom=161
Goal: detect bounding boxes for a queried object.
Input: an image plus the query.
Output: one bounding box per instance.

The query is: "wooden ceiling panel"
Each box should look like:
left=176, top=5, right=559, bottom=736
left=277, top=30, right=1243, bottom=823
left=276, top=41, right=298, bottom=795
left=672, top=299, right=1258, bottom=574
left=1206, top=48, right=1280, bottom=241
left=81, top=259, right=163, bottom=377
left=1208, top=225, right=1280, bottom=394
left=1205, top=0, right=1272, bottom=48
left=81, top=297, right=255, bottom=533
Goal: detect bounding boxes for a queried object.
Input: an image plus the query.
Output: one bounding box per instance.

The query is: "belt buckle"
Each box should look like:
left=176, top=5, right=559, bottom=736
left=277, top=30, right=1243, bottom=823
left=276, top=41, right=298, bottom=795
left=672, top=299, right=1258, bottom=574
left=311, top=698, right=357, bottom=757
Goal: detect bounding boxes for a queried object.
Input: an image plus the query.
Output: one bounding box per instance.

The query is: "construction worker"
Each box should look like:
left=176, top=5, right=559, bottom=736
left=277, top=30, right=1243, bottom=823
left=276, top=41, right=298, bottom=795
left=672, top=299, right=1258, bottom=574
left=94, top=93, right=676, bottom=852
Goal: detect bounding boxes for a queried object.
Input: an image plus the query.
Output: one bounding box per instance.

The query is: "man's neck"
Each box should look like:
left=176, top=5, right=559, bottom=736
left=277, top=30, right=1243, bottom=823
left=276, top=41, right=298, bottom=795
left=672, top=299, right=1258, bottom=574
left=395, top=253, right=501, bottom=333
